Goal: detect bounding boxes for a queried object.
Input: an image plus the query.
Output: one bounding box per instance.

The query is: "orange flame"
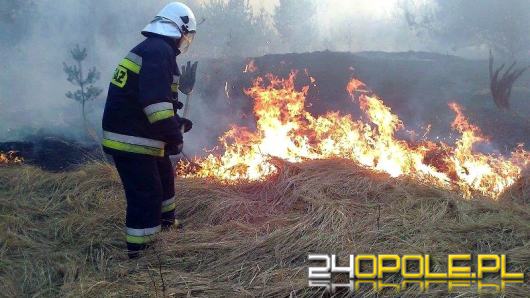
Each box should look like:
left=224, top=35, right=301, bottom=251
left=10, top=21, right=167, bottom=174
left=243, top=59, right=257, bottom=73
left=446, top=102, right=521, bottom=197
left=0, top=151, right=23, bottom=165
left=179, top=72, right=528, bottom=198
left=346, top=77, right=368, bottom=96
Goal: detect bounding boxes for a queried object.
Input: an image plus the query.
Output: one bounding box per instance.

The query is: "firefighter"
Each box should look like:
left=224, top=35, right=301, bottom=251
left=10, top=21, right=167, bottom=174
left=101, top=2, right=198, bottom=258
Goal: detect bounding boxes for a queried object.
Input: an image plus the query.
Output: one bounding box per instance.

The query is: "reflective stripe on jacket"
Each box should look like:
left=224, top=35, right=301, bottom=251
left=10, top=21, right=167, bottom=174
left=102, top=34, right=182, bottom=158
left=102, top=131, right=165, bottom=157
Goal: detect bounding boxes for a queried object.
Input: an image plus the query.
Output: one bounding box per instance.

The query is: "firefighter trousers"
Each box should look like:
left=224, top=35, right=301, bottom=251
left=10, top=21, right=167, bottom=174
left=113, top=155, right=176, bottom=257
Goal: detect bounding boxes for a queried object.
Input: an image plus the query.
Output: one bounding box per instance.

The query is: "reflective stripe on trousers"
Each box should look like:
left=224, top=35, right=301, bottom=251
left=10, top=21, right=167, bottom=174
left=126, top=225, right=161, bottom=244
left=162, top=196, right=176, bottom=213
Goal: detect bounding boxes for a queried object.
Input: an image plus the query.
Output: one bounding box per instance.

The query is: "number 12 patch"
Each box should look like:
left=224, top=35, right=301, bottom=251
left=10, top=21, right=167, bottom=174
left=111, top=65, right=128, bottom=88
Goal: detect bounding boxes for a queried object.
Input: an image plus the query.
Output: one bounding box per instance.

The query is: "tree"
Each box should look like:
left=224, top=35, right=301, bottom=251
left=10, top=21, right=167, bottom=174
left=274, top=0, right=317, bottom=53
left=402, top=0, right=530, bottom=58
left=63, top=45, right=102, bottom=140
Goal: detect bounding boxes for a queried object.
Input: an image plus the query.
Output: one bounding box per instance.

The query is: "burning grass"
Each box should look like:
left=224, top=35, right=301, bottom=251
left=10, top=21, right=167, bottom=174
left=179, top=72, right=527, bottom=199
left=1, top=160, right=529, bottom=297
left=0, top=151, right=23, bottom=165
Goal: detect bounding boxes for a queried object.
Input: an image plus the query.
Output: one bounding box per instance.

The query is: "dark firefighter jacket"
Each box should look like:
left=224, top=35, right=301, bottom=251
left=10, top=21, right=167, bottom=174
left=102, top=33, right=183, bottom=158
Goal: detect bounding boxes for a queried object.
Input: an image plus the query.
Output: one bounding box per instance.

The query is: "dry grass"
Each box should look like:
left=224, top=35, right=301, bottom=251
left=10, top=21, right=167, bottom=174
left=0, top=159, right=529, bottom=297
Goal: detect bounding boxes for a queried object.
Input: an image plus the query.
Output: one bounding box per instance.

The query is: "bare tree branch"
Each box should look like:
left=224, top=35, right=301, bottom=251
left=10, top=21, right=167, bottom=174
left=489, top=50, right=528, bottom=110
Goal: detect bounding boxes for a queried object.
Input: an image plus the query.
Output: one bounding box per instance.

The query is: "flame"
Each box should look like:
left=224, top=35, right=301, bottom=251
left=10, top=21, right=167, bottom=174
left=224, top=81, right=230, bottom=100
left=347, top=77, right=367, bottom=96
left=243, top=59, right=257, bottom=73
left=179, top=72, right=528, bottom=198
left=446, top=102, right=522, bottom=197
left=0, top=151, right=23, bottom=165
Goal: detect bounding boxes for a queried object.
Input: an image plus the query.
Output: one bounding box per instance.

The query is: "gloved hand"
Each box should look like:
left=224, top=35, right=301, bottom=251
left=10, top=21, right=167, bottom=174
left=179, top=61, right=198, bottom=95
left=173, top=100, right=184, bottom=110
left=166, top=141, right=183, bottom=156
left=180, top=118, right=193, bottom=133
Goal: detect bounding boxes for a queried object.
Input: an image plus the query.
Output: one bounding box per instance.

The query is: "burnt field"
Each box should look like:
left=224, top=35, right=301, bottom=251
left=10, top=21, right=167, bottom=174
left=0, top=136, right=100, bottom=171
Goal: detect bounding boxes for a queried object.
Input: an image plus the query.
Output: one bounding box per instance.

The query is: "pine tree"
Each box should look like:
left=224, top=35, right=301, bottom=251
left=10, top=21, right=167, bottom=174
left=63, top=45, right=102, bottom=140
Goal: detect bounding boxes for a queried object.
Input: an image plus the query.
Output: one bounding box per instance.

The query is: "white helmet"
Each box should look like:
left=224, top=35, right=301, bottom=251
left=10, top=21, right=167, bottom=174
left=142, top=2, right=197, bottom=53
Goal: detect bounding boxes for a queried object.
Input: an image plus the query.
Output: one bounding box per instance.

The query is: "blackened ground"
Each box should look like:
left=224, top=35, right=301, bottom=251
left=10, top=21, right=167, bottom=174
left=0, top=136, right=101, bottom=171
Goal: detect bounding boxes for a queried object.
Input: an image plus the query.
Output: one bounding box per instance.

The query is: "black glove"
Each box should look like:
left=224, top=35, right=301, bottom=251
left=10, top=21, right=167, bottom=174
left=180, top=118, right=193, bottom=133
left=179, top=61, right=198, bottom=95
left=173, top=100, right=184, bottom=110
left=164, top=126, right=183, bottom=156
left=166, top=142, right=183, bottom=156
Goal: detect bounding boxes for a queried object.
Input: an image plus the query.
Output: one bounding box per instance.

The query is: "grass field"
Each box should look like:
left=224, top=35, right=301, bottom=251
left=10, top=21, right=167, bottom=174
left=0, top=160, right=528, bottom=297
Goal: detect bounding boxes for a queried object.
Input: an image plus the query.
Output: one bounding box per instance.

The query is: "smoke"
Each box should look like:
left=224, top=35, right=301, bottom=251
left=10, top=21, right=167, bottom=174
left=0, top=0, right=169, bottom=141
left=0, top=0, right=529, bottom=154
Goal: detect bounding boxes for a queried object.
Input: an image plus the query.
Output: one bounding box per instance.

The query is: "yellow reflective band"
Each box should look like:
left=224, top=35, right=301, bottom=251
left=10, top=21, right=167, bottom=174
left=171, top=83, right=179, bottom=93
left=147, top=109, right=174, bottom=123
left=162, top=202, right=176, bottom=213
left=103, top=131, right=165, bottom=148
left=126, top=52, right=142, bottom=66
left=127, top=225, right=161, bottom=236
left=102, top=139, right=164, bottom=157
left=111, top=65, right=128, bottom=88
left=144, top=102, right=173, bottom=116
left=126, top=234, right=155, bottom=244
left=162, top=197, right=175, bottom=207
left=120, top=58, right=141, bottom=74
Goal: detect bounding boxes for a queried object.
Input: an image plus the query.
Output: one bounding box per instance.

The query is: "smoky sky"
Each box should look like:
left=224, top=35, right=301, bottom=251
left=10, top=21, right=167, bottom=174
left=0, top=0, right=529, bottom=152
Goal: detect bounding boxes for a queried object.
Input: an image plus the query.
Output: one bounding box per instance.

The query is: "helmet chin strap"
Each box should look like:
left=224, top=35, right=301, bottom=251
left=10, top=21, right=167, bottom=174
left=175, top=40, right=182, bottom=56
